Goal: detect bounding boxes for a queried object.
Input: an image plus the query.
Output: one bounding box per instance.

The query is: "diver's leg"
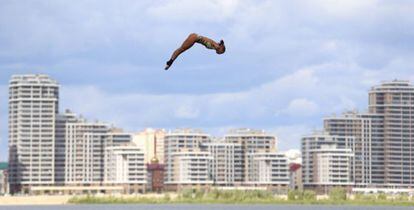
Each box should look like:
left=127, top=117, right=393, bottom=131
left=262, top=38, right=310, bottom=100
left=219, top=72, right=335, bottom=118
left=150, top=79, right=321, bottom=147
left=165, top=33, right=198, bottom=70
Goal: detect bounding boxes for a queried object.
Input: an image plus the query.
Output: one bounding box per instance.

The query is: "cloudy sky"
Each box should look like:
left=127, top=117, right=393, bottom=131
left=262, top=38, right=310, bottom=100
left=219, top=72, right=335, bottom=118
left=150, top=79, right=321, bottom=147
left=1, top=0, right=414, bottom=161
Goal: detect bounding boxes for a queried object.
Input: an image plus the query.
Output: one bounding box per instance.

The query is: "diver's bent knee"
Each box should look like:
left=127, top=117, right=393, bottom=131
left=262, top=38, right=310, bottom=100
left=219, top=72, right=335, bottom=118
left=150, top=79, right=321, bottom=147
left=189, top=33, right=198, bottom=38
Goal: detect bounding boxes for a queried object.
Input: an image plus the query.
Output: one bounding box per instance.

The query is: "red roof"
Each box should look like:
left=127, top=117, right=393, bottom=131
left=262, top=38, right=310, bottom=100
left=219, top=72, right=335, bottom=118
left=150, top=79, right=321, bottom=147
left=289, top=163, right=301, bottom=172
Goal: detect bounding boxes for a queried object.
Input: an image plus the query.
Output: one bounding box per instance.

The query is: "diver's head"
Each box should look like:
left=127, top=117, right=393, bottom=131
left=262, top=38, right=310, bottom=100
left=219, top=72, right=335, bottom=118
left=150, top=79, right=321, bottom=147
left=216, top=40, right=225, bottom=54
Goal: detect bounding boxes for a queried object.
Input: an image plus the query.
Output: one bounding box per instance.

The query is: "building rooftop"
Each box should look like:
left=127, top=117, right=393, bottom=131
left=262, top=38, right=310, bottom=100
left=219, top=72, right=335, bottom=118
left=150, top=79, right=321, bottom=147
left=371, top=79, right=413, bottom=91
left=226, top=128, right=269, bottom=135
left=168, top=128, right=206, bottom=135
left=10, top=74, right=59, bottom=85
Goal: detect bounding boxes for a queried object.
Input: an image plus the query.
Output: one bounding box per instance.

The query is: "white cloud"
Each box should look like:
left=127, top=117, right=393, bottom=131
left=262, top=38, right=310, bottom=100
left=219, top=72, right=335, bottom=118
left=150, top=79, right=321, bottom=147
left=270, top=124, right=312, bottom=151
left=175, top=104, right=200, bottom=119
left=309, top=0, right=379, bottom=18
left=147, top=0, right=239, bottom=22
left=283, top=98, right=319, bottom=117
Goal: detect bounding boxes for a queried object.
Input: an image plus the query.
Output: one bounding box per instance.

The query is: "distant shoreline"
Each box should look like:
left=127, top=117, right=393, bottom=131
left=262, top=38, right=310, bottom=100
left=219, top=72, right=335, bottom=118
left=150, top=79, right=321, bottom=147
left=68, top=198, right=414, bottom=206
left=68, top=191, right=414, bottom=207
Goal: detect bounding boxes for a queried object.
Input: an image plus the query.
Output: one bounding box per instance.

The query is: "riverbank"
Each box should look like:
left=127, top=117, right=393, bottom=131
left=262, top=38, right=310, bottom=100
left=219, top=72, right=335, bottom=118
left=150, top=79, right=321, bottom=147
left=69, top=189, right=414, bottom=206
left=1, top=190, right=414, bottom=206
left=68, top=196, right=414, bottom=206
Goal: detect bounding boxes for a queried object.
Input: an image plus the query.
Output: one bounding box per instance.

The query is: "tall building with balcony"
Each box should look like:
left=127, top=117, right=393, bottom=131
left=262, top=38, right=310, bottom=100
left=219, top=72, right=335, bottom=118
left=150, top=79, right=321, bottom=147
left=301, top=132, right=355, bottom=192
left=65, top=119, right=110, bottom=185
left=369, top=80, right=414, bottom=187
left=55, top=110, right=78, bottom=185
left=8, top=74, right=59, bottom=194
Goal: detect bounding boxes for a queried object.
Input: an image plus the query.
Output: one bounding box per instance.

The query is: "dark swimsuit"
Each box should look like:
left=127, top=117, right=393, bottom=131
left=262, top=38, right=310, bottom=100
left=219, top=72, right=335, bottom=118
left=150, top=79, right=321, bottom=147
left=196, top=35, right=214, bottom=50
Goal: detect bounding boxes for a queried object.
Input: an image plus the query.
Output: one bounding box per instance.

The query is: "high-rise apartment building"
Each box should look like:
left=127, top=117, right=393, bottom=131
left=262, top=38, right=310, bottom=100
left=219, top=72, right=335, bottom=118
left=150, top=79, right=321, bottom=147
left=304, top=80, right=414, bottom=191
left=369, top=80, right=414, bottom=187
left=324, top=112, right=384, bottom=187
left=8, top=75, right=59, bottom=193
left=65, top=119, right=110, bottom=185
left=224, top=128, right=277, bottom=183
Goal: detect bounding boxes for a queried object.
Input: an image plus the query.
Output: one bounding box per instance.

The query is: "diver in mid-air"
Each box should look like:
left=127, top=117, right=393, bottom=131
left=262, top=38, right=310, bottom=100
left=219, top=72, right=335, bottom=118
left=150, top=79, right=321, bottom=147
left=165, top=33, right=226, bottom=70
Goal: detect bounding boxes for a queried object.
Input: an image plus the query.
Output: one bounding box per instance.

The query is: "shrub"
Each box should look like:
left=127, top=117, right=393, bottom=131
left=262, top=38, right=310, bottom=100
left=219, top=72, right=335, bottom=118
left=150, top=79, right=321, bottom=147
left=206, top=189, right=220, bottom=200
left=163, top=193, right=171, bottom=202
left=355, top=194, right=376, bottom=201
left=194, top=189, right=205, bottom=199
left=377, top=193, right=387, bottom=200
left=181, top=189, right=193, bottom=199
left=303, top=190, right=316, bottom=201
left=288, top=190, right=299, bottom=201
left=329, top=187, right=347, bottom=201
left=396, top=193, right=409, bottom=201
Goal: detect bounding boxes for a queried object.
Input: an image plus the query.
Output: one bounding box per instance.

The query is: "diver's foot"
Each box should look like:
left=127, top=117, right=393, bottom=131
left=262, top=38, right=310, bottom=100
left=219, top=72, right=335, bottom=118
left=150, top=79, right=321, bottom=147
left=164, top=64, right=171, bottom=70
left=165, top=59, right=173, bottom=70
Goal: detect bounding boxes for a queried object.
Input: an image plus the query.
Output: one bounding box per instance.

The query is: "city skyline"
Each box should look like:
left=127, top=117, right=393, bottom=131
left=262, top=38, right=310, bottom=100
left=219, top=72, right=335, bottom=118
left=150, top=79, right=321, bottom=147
left=6, top=75, right=290, bottom=194
left=2, top=1, right=414, bottom=161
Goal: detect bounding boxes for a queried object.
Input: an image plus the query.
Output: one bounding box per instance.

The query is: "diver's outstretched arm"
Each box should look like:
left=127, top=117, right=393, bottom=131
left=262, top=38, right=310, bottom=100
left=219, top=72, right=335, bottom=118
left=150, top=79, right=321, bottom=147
left=165, top=33, right=198, bottom=70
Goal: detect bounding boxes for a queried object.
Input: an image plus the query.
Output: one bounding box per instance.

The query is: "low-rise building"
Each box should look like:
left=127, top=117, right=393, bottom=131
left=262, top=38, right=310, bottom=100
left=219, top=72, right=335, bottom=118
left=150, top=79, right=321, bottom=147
left=313, top=145, right=354, bottom=188
left=302, top=132, right=355, bottom=193
left=104, top=145, right=146, bottom=193
left=168, top=149, right=213, bottom=190
left=164, top=129, right=211, bottom=190
left=147, top=158, right=165, bottom=193
left=248, top=152, right=289, bottom=192
left=203, top=141, right=243, bottom=186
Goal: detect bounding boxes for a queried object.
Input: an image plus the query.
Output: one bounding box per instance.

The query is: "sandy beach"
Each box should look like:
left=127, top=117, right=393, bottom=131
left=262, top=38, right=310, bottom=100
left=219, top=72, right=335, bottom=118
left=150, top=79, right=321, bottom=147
left=0, top=195, right=71, bottom=205
left=0, top=193, right=176, bottom=205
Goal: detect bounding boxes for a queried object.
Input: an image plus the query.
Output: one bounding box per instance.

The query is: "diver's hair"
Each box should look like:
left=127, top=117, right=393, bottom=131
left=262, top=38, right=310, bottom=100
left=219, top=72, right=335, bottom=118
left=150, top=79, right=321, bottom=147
left=219, top=40, right=225, bottom=53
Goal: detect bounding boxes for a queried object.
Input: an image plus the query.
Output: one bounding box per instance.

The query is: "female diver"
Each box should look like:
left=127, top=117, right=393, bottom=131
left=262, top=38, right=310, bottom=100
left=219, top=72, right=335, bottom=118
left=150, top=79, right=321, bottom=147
left=165, top=33, right=226, bottom=70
